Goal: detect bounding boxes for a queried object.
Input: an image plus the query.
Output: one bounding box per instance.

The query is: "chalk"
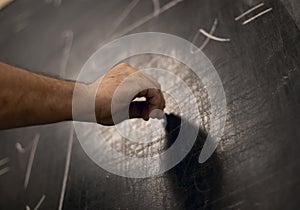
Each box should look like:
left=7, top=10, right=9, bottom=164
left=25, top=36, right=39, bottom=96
left=242, top=8, right=273, bottom=25
left=0, top=157, right=9, bottom=167
left=33, top=194, right=46, bottom=210
left=199, top=29, right=230, bottom=42
left=235, top=2, right=265, bottom=21
left=58, top=124, right=74, bottom=210
left=0, top=167, right=9, bottom=176
left=24, top=134, right=40, bottom=190
left=199, top=18, right=219, bottom=50
left=26, top=194, right=46, bottom=210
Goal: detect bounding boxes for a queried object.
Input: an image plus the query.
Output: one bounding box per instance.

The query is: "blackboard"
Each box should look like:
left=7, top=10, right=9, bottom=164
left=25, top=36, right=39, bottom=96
left=0, top=0, right=300, bottom=209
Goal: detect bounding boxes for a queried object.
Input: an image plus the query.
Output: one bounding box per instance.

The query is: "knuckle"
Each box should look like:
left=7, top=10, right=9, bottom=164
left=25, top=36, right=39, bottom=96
left=118, top=62, right=129, bottom=67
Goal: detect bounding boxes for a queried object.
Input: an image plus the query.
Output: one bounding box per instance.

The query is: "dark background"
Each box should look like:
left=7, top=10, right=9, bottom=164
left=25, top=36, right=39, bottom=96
left=0, top=0, right=300, bottom=209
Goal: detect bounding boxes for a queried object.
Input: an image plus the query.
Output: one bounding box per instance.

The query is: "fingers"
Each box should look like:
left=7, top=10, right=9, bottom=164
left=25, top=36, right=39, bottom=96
left=113, top=63, right=165, bottom=121
left=129, top=101, right=148, bottom=120
left=133, top=89, right=165, bottom=120
left=133, top=71, right=165, bottom=119
left=129, top=101, right=164, bottom=121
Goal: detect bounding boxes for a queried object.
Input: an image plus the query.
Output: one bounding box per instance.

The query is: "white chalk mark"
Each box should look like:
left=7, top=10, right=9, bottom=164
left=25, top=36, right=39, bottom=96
left=0, top=157, right=10, bottom=176
left=107, top=0, right=183, bottom=43
left=33, top=194, right=46, bottom=210
left=112, top=0, right=140, bottom=31
left=16, top=142, right=31, bottom=154
left=235, top=2, right=264, bottom=21
left=58, top=125, right=74, bottom=210
left=0, top=157, right=9, bottom=167
left=152, top=0, right=160, bottom=16
left=199, top=29, right=230, bottom=42
left=242, top=7, right=273, bottom=25
left=199, top=18, right=218, bottom=50
left=24, top=134, right=40, bottom=190
left=60, top=30, right=73, bottom=77
left=26, top=194, right=46, bottom=210
left=0, top=167, right=10, bottom=176
left=190, top=18, right=218, bottom=54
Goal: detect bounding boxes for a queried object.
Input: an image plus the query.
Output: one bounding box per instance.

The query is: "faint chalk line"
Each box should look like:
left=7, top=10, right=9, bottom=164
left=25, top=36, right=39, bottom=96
left=16, top=142, right=31, bottom=154
left=199, top=18, right=218, bottom=50
left=199, top=29, right=230, bottom=42
left=34, top=194, right=46, bottom=210
left=114, top=0, right=182, bottom=37
left=152, top=0, right=160, bottom=16
left=60, top=30, right=74, bottom=77
left=242, top=8, right=273, bottom=25
left=190, top=18, right=219, bottom=53
left=99, top=0, right=183, bottom=47
left=26, top=194, right=46, bottom=210
left=0, top=157, right=9, bottom=167
left=235, top=2, right=264, bottom=21
left=112, top=0, right=140, bottom=32
left=0, top=167, right=10, bottom=176
left=58, top=124, right=74, bottom=210
left=0, top=157, right=10, bottom=176
left=24, top=133, right=40, bottom=190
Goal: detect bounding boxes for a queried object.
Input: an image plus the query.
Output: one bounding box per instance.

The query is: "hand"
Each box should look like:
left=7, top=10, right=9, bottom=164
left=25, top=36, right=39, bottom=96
left=88, top=63, right=165, bottom=125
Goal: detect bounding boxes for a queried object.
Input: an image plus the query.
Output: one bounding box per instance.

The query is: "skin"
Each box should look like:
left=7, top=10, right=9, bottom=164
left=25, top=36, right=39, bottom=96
left=0, top=62, right=165, bottom=130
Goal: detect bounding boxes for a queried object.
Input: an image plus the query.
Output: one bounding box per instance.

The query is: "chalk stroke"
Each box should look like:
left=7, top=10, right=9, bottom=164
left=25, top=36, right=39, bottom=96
left=235, top=2, right=265, bottom=21
left=58, top=124, right=74, bottom=210
left=0, top=157, right=9, bottom=166
left=60, top=30, right=74, bottom=77
left=242, top=8, right=272, bottom=25
left=112, top=0, right=140, bottom=32
left=0, top=167, right=10, bottom=176
left=190, top=18, right=219, bottom=53
left=114, top=0, right=182, bottom=37
left=152, top=0, right=160, bottom=16
left=26, top=194, right=46, bottom=210
left=0, top=157, right=10, bottom=176
left=24, top=134, right=40, bottom=190
left=16, top=142, right=31, bottom=154
left=199, top=29, right=230, bottom=42
left=199, top=19, right=218, bottom=50
left=100, top=0, right=183, bottom=47
left=190, top=19, right=229, bottom=52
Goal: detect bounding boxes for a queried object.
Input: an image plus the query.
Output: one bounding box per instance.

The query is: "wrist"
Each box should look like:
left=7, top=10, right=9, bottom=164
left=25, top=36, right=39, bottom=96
left=71, top=81, right=97, bottom=122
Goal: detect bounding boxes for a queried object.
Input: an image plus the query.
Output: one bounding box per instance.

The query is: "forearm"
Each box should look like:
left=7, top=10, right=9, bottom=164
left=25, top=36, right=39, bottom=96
left=0, top=62, right=84, bottom=129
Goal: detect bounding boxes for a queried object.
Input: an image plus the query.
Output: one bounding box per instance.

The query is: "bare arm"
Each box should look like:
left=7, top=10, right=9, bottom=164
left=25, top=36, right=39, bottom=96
left=0, top=62, right=165, bottom=129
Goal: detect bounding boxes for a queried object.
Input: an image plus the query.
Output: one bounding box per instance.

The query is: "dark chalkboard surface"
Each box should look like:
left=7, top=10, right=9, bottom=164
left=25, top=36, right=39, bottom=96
left=0, top=0, right=300, bottom=209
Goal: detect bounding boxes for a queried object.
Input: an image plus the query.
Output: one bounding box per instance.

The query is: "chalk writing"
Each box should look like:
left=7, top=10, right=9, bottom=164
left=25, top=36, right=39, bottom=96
left=0, top=157, right=10, bottom=176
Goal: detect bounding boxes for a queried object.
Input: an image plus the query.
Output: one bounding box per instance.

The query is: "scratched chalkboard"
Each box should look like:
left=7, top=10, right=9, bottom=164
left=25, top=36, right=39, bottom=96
left=0, top=0, right=300, bottom=209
